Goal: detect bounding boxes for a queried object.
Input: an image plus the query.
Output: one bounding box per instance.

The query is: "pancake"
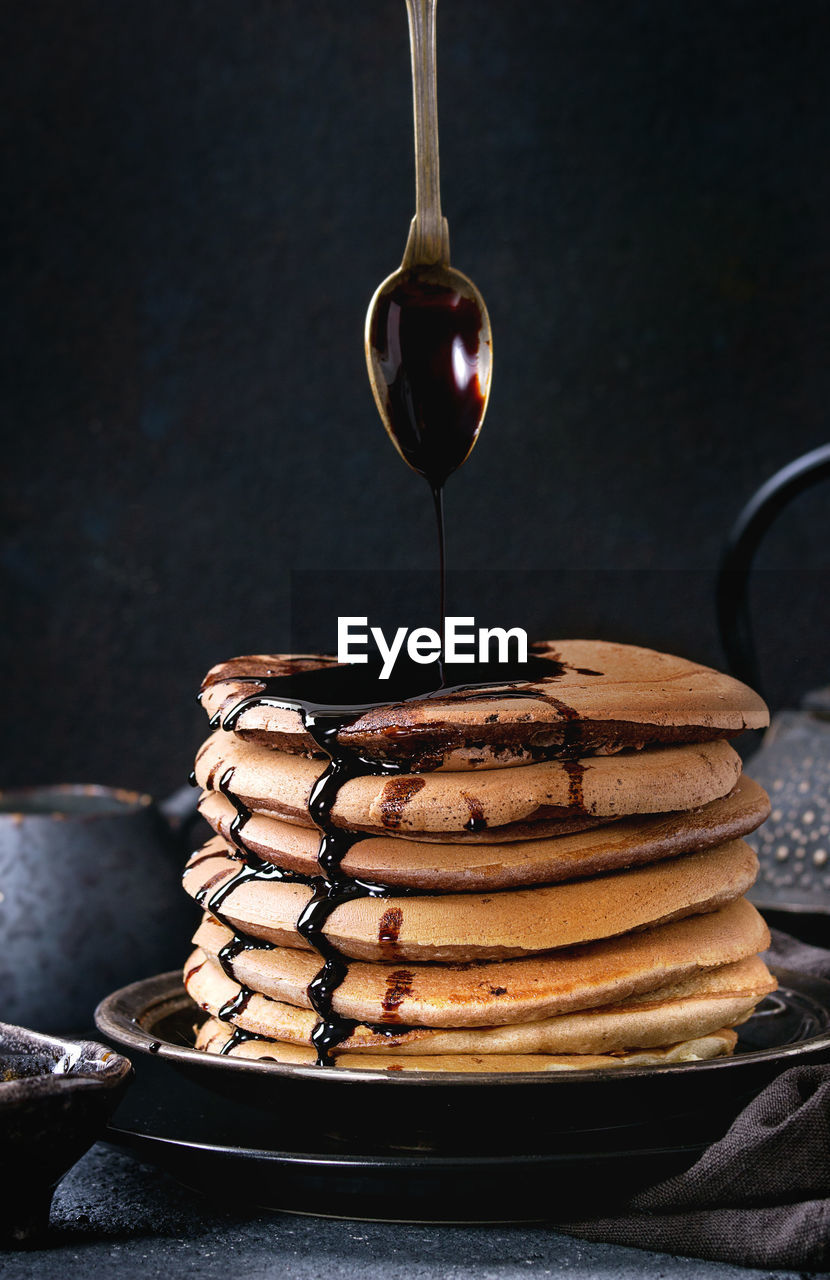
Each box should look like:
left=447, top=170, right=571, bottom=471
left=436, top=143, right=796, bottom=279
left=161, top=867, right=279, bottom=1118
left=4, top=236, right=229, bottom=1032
left=198, top=774, right=770, bottom=891
left=193, top=733, right=743, bottom=837
left=193, top=896, right=770, bottom=1027
left=185, top=954, right=774, bottom=1054
left=198, top=790, right=608, bottom=852
left=199, top=641, right=768, bottom=771
left=183, top=837, right=760, bottom=961
left=195, top=1018, right=738, bottom=1071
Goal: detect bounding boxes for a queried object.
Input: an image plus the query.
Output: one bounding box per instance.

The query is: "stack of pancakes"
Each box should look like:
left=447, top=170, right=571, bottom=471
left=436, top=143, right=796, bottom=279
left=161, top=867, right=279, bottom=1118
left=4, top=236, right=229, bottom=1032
left=184, top=640, right=776, bottom=1072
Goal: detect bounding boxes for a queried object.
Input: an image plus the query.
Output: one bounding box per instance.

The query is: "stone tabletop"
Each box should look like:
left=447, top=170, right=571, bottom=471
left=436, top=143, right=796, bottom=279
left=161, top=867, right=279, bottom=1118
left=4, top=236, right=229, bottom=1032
left=0, top=1144, right=816, bottom=1280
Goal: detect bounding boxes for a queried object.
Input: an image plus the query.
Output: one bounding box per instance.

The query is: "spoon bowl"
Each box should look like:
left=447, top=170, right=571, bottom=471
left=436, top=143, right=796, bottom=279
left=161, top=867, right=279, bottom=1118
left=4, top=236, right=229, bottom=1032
left=366, top=257, right=492, bottom=486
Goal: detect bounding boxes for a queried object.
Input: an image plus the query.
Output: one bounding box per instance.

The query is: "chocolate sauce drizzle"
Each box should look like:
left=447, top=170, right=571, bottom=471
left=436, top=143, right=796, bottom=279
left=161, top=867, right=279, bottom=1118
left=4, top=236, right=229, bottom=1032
left=195, top=652, right=585, bottom=1066
left=225, top=684, right=408, bottom=1064
left=217, top=1025, right=260, bottom=1055
left=366, top=266, right=491, bottom=636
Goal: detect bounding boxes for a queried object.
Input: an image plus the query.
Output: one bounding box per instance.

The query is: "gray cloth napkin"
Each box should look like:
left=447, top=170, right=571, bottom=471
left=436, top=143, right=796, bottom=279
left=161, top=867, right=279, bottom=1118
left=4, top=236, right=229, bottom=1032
left=559, top=930, right=830, bottom=1271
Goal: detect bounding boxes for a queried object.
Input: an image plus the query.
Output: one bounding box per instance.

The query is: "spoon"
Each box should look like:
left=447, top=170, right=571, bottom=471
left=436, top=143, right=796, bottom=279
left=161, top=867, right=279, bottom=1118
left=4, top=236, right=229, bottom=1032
left=364, top=0, right=493, bottom=502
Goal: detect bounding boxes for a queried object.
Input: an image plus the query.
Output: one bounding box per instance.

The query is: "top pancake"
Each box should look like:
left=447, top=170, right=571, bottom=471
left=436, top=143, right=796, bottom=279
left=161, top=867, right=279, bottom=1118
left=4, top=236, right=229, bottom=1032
left=199, top=641, right=768, bottom=771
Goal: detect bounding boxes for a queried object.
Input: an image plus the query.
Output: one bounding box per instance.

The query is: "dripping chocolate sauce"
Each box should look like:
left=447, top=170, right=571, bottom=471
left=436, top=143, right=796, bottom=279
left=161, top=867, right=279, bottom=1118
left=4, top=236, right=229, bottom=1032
left=217, top=1025, right=260, bottom=1055
left=368, top=269, right=487, bottom=489
left=195, top=651, right=591, bottom=1065
left=367, top=265, right=490, bottom=630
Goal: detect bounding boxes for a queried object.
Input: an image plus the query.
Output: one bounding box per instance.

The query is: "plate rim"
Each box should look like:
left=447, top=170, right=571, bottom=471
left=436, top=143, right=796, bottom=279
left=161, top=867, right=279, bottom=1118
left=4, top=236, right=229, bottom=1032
left=749, top=894, right=830, bottom=917
left=107, top=1123, right=710, bottom=1170
left=94, top=964, right=830, bottom=1088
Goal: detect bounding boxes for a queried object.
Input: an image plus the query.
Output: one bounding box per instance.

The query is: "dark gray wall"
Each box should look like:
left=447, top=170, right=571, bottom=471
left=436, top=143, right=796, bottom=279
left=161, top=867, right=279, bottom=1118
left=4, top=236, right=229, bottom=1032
left=2, top=0, right=829, bottom=797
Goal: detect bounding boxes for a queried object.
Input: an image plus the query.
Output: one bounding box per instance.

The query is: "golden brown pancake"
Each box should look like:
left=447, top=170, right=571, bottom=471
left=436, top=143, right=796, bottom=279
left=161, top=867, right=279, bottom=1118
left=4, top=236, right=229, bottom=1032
left=198, top=774, right=769, bottom=891
left=183, top=837, right=760, bottom=961
left=193, top=896, right=769, bottom=1027
left=186, top=954, right=774, bottom=1054
left=199, top=641, right=768, bottom=770
left=193, top=733, right=743, bottom=836
left=195, top=1018, right=738, bottom=1072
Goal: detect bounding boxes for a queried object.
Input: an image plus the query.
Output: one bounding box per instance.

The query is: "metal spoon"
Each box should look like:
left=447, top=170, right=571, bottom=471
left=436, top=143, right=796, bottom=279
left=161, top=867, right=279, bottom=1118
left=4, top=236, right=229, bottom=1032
left=364, top=0, right=493, bottom=492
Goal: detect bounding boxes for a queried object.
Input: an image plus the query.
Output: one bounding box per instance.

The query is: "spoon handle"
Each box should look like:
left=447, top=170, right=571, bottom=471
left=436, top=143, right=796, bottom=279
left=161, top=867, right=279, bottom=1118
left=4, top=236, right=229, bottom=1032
left=403, top=0, right=450, bottom=267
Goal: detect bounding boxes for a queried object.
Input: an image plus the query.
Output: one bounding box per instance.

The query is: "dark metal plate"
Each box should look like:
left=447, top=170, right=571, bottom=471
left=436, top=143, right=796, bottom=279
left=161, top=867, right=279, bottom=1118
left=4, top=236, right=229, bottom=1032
left=95, top=966, right=830, bottom=1220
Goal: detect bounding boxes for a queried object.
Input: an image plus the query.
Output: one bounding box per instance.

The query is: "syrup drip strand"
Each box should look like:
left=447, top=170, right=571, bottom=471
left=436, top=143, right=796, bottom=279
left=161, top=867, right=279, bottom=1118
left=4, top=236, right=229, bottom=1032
left=290, top=706, right=407, bottom=1064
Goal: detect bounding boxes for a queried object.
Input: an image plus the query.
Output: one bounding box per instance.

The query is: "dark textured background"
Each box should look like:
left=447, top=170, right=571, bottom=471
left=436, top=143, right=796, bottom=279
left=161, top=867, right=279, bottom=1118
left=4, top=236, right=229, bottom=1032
left=2, top=0, right=829, bottom=798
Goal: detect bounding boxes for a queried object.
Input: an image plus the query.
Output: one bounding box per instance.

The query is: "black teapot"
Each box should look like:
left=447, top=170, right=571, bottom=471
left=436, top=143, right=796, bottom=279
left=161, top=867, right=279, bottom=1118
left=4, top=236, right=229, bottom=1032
left=718, top=443, right=830, bottom=939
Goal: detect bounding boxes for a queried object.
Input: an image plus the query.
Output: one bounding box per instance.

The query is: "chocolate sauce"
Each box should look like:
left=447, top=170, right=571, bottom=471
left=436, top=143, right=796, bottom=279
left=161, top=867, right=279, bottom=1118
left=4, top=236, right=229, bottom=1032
left=183, top=958, right=205, bottom=985
left=194, top=851, right=307, bottom=922
left=562, top=759, right=586, bottom=811
left=288, top=700, right=409, bottom=1063
left=218, top=768, right=251, bottom=855
left=545, top=696, right=584, bottom=757
left=209, top=769, right=314, bottom=886
left=381, top=969, right=414, bottom=1022
left=379, top=776, right=426, bottom=830
left=218, top=1025, right=259, bottom=1056
left=212, top=922, right=420, bottom=1043
left=214, top=650, right=567, bottom=722
left=462, top=793, right=487, bottom=832
left=186, top=848, right=224, bottom=871
left=189, top=836, right=314, bottom=1050
left=368, top=268, right=487, bottom=490
left=217, top=930, right=276, bottom=981
left=378, top=906, right=404, bottom=946
left=215, top=1013, right=412, bottom=1059
left=217, top=986, right=253, bottom=1023
left=367, top=266, right=489, bottom=626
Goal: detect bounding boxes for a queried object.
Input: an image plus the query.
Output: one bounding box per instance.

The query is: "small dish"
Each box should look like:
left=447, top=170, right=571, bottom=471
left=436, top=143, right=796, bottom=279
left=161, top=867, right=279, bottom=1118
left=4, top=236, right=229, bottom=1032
left=0, top=1021, right=132, bottom=1245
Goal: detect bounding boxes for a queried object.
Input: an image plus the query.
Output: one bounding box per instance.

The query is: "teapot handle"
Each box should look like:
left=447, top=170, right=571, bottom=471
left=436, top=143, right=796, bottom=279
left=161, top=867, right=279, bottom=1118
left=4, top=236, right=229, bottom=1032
left=716, top=443, right=830, bottom=698
left=159, top=784, right=202, bottom=842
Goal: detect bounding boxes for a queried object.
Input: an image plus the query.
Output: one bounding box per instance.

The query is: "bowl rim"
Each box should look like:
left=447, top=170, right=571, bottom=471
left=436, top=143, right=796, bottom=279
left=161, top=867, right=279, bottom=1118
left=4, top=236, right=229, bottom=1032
left=0, top=1021, right=133, bottom=1101
left=0, top=783, right=152, bottom=819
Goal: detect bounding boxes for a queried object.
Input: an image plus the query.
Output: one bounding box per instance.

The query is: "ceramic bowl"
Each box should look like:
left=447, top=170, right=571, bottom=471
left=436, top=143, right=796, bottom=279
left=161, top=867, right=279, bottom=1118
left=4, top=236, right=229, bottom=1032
left=0, top=1021, right=132, bottom=1245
